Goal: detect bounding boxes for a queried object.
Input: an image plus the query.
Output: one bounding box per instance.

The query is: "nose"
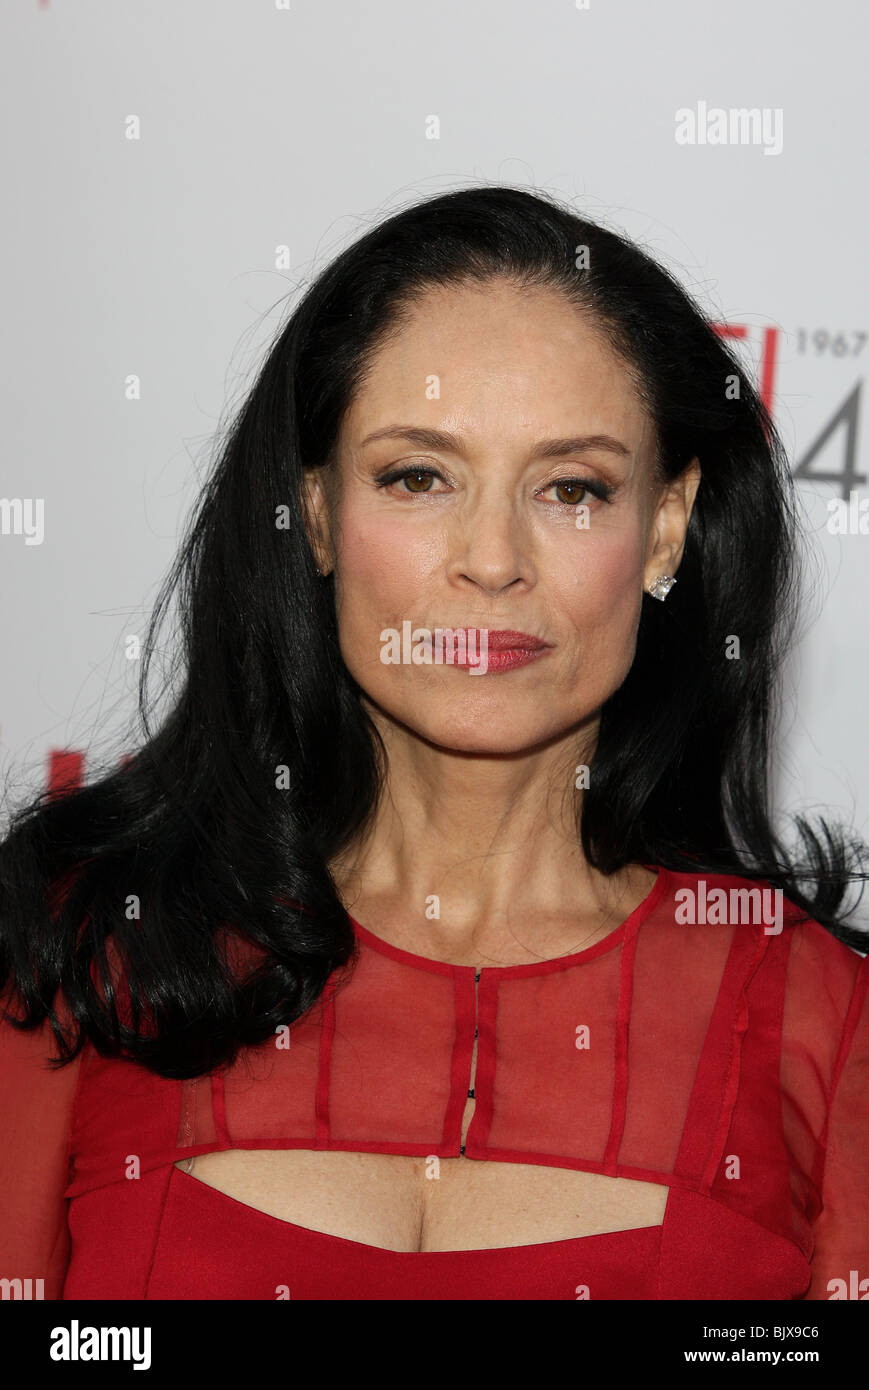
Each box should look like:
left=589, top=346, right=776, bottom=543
left=446, top=497, right=534, bottom=598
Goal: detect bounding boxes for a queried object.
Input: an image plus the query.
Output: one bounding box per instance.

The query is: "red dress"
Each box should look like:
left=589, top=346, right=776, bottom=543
left=1, top=865, right=867, bottom=1300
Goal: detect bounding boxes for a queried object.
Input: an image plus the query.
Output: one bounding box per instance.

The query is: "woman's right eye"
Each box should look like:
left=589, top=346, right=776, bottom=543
left=375, top=466, right=445, bottom=494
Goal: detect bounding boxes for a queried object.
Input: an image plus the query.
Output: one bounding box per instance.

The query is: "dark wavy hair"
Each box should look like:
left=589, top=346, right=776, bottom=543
left=2, top=185, right=867, bottom=1079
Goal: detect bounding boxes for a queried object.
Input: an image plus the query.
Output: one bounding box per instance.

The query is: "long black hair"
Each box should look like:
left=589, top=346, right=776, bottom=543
left=2, top=185, right=867, bottom=1079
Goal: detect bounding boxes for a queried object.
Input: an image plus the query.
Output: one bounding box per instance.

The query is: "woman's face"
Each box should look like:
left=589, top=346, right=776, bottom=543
left=305, top=278, right=700, bottom=755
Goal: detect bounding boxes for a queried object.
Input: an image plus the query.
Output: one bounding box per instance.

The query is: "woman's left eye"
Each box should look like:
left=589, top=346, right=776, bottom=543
left=538, top=477, right=616, bottom=506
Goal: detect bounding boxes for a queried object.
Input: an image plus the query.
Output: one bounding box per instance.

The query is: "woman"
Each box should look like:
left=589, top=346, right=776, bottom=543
left=1, top=186, right=866, bottom=1301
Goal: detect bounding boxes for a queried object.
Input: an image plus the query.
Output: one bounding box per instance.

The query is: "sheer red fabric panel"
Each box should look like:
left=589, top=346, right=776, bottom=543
left=1, top=868, right=866, bottom=1299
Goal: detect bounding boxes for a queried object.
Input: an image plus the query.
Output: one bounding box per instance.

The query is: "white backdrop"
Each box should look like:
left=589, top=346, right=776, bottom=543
left=1, top=0, right=867, bottom=878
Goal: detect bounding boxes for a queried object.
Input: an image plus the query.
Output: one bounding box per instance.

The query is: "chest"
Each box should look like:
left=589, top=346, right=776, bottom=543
left=176, top=1038, right=669, bottom=1252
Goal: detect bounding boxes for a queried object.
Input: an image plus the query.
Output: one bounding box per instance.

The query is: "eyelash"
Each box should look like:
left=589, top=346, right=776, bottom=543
left=374, top=466, right=617, bottom=506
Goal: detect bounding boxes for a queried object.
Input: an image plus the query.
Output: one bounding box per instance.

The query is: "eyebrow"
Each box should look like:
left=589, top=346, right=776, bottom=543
left=359, top=425, right=631, bottom=459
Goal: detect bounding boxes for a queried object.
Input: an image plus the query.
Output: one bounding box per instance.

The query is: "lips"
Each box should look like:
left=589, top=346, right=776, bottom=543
left=420, top=628, right=550, bottom=652
left=483, top=630, right=550, bottom=652
left=413, top=626, right=553, bottom=673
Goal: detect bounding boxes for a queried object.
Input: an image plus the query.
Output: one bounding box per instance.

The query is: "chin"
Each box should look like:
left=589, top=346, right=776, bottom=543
left=389, top=706, right=566, bottom=756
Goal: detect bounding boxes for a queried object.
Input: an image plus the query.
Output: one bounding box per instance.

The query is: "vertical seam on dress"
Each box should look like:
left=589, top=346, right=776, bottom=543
left=443, top=971, right=475, bottom=1148
left=468, top=972, right=498, bottom=1153
left=672, top=925, right=771, bottom=1185
left=210, top=1070, right=231, bottom=1148
left=314, top=991, right=336, bottom=1145
left=603, top=928, right=638, bottom=1174
left=653, top=1187, right=672, bottom=1300
left=811, top=952, right=869, bottom=1199
left=142, top=1165, right=176, bottom=1301
left=175, top=1076, right=199, bottom=1149
left=699, top=933, right=770, bottom=1192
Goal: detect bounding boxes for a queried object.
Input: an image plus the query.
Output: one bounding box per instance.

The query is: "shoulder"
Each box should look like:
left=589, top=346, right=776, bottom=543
left=661, top=866, right=864, bottom=949
left=657, top=864, right=867, bottom=997
left=770, top=884, right=868, bottom=1016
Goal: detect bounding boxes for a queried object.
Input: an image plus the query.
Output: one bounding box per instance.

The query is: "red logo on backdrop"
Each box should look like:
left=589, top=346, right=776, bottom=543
left=713, top=322, right=780, bottom=419
left=714, top=320, right=865, bottom=498
left=47, top=750, right=132, bottom=797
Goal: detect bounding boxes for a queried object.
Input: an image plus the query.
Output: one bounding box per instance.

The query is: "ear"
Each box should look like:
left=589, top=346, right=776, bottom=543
left=300, top=467, right=335, bottom=577
left=643, top=457, right=701, bottom=591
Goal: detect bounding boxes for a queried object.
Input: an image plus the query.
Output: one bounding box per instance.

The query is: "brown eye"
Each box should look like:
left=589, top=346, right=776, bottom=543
left=402, top=470, right=436, bottom=493
left=374, top=465, right=447, bottom=496
left=554, top=481, right=588, bottom=505
left=539, top=476, right=616, bottom=507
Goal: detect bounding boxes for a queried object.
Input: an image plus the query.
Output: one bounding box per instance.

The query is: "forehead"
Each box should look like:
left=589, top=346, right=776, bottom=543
left=340, top=278, right=652, bottom=452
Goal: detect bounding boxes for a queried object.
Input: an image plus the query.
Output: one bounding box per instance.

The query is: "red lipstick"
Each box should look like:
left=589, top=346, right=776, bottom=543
left=455, top=628, right=552, bottom=674
left=484, top=630, right=549, bottom=652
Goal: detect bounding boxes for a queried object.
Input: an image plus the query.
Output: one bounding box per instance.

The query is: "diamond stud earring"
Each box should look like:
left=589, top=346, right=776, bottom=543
left=648, top=574, right=677, bottom=601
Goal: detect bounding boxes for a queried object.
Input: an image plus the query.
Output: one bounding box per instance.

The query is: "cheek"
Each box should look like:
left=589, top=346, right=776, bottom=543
left=333, top=509, right=444, bottom=667
left=553, top=529, right=645, bottom=676
left=336, top=510, right=436, bottom=609
left=561, top=527, right=644, bottom=611
left=339, top=514, right=408, bottom=590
